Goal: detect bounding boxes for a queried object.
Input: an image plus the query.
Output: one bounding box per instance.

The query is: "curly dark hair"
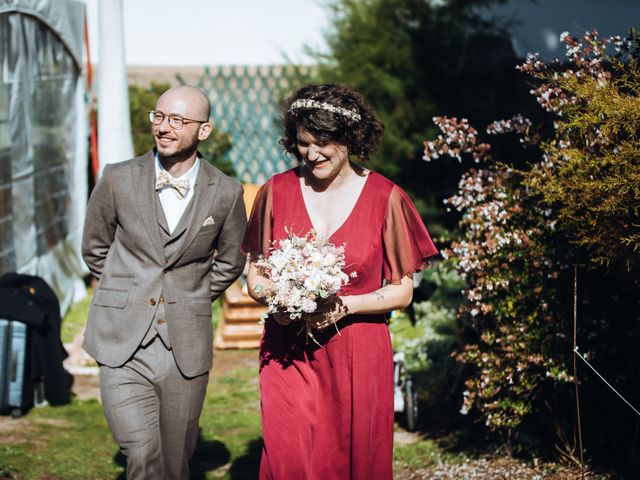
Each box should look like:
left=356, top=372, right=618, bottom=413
left=280, top=83, right=384, bottom=162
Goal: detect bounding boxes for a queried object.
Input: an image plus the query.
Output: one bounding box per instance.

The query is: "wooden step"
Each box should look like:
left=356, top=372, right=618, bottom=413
left=215, top=279, right=265, bottom=349
left=214, top=317, right=263, bottom=349
left=224, top=281, right=260, bottom=307
left=222, top=306, right=266, bottom=323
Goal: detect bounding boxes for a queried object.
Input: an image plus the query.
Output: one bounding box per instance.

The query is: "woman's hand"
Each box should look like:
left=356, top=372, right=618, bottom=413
left=270, top=311, right=295, bottom=326
left=246, top=260, right=272, bottom=307
left=303, top=295, right=350, bottom=331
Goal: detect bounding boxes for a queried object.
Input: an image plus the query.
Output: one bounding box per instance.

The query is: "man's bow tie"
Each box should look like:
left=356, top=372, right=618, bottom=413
left=155, top=170, right=190, bottom=199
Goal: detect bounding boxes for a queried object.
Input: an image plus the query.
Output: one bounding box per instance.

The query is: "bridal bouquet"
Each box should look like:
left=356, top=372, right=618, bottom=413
left=252, top=228, right=356, bottom=338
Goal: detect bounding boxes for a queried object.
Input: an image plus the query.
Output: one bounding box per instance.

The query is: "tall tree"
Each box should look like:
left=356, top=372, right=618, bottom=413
left=313, top=0, right=533, bottom=238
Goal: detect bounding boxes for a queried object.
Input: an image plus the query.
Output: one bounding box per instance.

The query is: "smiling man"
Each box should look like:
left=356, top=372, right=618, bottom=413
left=81, top=85, right=247, bottom=479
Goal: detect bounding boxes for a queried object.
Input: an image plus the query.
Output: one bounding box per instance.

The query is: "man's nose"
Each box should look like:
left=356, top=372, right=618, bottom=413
left=157, top=115, right=173, bottom=133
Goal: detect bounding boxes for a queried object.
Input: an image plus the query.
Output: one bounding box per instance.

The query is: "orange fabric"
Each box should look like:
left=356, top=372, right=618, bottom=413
left=242, top=183, right=262, bottom=218
left=382, top=185, right=439, bottom=284
left=241, top=178, right=274, bottom=259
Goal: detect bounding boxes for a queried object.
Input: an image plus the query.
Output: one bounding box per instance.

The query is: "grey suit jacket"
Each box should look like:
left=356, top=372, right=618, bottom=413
left=81, top=151, right=247, bottom=377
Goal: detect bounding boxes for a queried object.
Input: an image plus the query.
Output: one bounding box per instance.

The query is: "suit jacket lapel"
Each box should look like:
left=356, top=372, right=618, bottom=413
left=165, top=159, right=220, bottom=267
left=133, top=152, right=166, bottom=264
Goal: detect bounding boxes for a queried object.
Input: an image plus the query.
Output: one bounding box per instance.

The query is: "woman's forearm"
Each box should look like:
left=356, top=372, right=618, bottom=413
left=248, top=260, right=414, bottom=322
left=341, top=275, right=413, bottom=315
left=246, top=260, right=271, bottom=307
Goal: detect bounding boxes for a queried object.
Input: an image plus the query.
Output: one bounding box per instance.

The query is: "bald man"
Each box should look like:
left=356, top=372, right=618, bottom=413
left=82, top=86, right=247, bottom=479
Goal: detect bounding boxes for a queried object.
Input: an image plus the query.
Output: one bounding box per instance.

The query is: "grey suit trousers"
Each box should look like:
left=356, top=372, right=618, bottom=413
left=100, top=337, right=208, bottom=480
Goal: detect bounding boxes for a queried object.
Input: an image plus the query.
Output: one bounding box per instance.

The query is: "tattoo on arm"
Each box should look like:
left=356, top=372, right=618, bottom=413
left=373, top=291, right=385, bottom=301
left=372, top=285, right=394, bottom=302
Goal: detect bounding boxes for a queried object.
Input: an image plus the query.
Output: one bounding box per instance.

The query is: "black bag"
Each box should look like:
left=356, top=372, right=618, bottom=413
left=0, top=273, right=72, bottom=412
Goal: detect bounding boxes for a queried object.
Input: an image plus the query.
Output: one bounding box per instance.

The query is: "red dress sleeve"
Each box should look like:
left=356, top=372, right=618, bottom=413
left=241, top=178, right=274, bottom=259
left=382, top=185, right=439, bottom=284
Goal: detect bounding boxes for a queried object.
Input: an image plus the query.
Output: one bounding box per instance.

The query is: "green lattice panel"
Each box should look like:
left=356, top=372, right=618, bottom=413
left=196, top=65, right=306, bottom=184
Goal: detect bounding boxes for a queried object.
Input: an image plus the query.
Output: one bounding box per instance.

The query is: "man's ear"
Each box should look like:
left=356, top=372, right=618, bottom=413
left=198, top=122, right=213, bottom=141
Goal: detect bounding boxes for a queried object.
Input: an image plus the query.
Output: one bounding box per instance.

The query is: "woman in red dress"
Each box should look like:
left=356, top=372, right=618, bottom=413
left=243, top=83, right=438, bottom=479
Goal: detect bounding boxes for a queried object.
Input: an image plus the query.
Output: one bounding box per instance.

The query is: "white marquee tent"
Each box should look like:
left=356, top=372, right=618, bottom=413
left=0, top=0, right=88, bottom=312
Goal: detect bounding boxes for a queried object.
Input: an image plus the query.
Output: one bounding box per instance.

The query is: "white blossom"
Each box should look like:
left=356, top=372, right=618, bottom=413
left=254, top=229, right=353, bottom=320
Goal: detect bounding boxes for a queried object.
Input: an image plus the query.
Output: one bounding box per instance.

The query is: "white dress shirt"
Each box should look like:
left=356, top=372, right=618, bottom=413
left=154, top=153, right=200, bottom=234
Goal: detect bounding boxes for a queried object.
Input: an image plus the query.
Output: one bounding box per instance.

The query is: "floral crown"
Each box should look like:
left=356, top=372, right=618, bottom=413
left=288, top=98, right=362, bottom=122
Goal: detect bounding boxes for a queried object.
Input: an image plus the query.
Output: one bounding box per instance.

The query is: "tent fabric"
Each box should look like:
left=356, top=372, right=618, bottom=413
left=0, top=0, right=84, bottom=68
left=0, top=0, right=88, bottom=314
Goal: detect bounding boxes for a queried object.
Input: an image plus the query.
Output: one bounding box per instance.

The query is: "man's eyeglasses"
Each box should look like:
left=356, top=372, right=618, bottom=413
left=148, top=110, right=208, bottom=130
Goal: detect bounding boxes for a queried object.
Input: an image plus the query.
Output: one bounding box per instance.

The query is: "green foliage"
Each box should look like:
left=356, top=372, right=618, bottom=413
left=128, top=82, right=236, bottom=177
left=129, top=82, right=170, bottom=157
left=523, top=59, right=640, bottom=270
left=424, top=32, right=640, bottom=467
left=391, top=260, right=464, bottom=405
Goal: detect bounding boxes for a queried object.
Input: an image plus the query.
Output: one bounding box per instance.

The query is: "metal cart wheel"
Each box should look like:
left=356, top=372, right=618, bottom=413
left=403, top=374, right=419, bottom=432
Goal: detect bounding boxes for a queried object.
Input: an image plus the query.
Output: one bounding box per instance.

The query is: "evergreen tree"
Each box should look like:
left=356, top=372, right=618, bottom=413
left=312, top=0, right=533, bottom=238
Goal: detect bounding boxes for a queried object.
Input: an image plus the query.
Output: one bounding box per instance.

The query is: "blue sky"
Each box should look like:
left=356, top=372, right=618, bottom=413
left=84, top=0, right=331, bottom=66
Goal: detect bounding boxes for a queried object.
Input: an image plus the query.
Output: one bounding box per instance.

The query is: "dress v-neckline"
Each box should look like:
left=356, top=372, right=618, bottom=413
left=297, top=168, right=372, bottom=241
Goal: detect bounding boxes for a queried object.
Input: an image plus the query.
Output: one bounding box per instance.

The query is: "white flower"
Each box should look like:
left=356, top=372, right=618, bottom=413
left=323, top=253, right=337, bottom=266
left=253, top=228, right=353, bottom=320
left=301, top=297, right=317, bottom=313
left=304, top=272, right=322, bottom=291
left=270, top=253, right=288, bottom=270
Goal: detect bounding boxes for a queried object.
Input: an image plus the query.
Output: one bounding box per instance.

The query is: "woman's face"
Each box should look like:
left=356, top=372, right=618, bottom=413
left=296, top=127, right=349, bottom=181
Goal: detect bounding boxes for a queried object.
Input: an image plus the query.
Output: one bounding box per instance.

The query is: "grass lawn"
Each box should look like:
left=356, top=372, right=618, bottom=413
left=61, top=290, right=93, bottom=344
left=0, top=293, right=587, bottom=479
left=0, top=349, right=262, bottom=480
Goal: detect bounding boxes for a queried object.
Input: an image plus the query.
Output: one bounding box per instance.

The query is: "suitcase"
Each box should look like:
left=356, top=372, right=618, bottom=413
left=0, top=319, right=32, bottom=417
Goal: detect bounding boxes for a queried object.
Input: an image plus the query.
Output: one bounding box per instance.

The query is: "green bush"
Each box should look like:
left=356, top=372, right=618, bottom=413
left=423, top=30, right=640, bottom=470
left=521, top=32, right=640, bottom=270
left=391, top=260, right=464, bottom=405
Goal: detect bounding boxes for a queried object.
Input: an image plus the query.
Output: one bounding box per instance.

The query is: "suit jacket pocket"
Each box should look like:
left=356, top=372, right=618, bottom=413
left=196, top=223, right=220, bottom=237
left=189, top=298, right=213, bottom=317
left=94, top=288, right=129, bottom=309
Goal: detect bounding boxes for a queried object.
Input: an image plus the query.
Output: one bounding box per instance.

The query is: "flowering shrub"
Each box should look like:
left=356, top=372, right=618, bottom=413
left=518, top=32, right=640, bottom=270
left=448, top=167, right=570, bottom=428
left=423, top=117, right=491, bottom=163
left=423, top=30, right=640, bottom=432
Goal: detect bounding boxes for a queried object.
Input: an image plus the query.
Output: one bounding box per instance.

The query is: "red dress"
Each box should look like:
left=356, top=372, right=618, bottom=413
left=242, top=167, right=438, bottom=480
